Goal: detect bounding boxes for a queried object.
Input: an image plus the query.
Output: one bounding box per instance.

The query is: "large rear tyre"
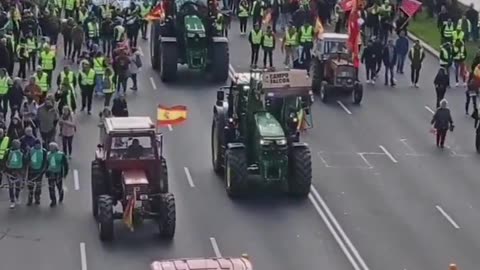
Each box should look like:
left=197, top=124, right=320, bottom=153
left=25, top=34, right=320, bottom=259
left=91, top=161, right=106, bottom=219
left=311, top=58, right=322, bottom=93
left=210, top=42, right=229, bottom=83
left=98, top=195, right=114, bottom=241
left=476, top=133, right=480, bottom=153
left=225, top=148, right=248, bottom=198
left=288, top=146, right=312, bottom=198
left=160, top=42, right=178, bottom=82
left=211, top=117, right=224, bottom=174
left=150, top=23, right=161, bottom=70
left=157, top=193, right=176, bottom=239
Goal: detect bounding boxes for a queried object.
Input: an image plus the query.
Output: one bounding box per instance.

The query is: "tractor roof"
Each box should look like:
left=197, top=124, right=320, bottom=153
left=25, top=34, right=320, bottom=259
left=150, top=257, right=252, bottom=270
left=105, top=117, right=156, bottom=134
left=322, top=32, right=349, bottom=41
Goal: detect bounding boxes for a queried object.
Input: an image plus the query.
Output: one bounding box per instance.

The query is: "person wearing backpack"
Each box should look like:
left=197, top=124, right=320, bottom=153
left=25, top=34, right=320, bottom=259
left=129, top=47, right=142, bottom=91
left=113, top=49, right=130, bottom=96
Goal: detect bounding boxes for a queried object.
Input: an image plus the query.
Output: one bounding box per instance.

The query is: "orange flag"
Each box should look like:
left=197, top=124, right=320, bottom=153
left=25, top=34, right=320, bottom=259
left=157, top=105, right=188, bottom=126
left=122, top=189, right=136, bottom=232
left=145, top=4, right=165, bottom=21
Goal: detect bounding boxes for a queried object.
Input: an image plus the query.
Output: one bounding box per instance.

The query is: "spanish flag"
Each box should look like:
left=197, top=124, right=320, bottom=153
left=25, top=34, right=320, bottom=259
left=123, top=189, right=136, bottom=232
left=145, top=3, right=165, bottom=21
left=157, top=105, right=188, bottom=126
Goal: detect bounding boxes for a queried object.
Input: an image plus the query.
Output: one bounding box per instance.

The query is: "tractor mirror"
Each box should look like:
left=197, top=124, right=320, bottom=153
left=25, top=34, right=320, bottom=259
left=97, top=144, right=103, bottom=148
left=216, top=90, right=224, bottom=103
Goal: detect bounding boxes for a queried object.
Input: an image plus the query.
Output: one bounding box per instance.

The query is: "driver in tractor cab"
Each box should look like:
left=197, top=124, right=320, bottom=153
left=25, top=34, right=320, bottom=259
left=126, top=138, right=144, bottom=158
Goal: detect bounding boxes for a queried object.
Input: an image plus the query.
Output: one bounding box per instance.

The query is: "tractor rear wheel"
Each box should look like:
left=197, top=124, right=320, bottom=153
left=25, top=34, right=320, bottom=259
left=157, top=193, right=176, bottom=239
left=211, top=42, right=229, bottom=83
left=160, top=42, right=178, bottom=82
left=211, top=117, right=224, bottom=174
left=225, top=148, right=248, bottom=197
left=476, top=133, right=480, bottom=153
left=320, top=81, right=329, bottom=103
left=98, top=195, right=114, bottom=241
left=160, top=157, right=169, bottom=193
left=311, top=58, right=322, bottom=93
left=91, top=161, right=106, bottom=219
left=288, top=146, right=312, bottom=198
left=150, top=22, right=161, bottom=70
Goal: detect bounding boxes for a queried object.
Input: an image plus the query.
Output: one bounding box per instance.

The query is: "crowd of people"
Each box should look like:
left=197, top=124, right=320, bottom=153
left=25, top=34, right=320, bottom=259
left=0, top=0, right=150, bottom=209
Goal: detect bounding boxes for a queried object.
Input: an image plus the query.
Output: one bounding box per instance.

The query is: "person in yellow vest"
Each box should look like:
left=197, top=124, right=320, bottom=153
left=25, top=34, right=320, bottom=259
left=261, top=25, right=275, bottom=69
left=64, top=0, right=76, bottom=19
left=0, top=68, right=13, bottom=117
left=215, top=13, right=226, bottom=36
left=452, top=27, right=465, bottom=44
left=46, top=142, right=69, bottom=207
left=93, top=51, right=107, bottom=95
left=250, top=0, right=264, bottom=28
left=25, top=32, right=38, bottom=72
left=140, top=1, right=151, bottom=40
left=55, top=80, right=77, bottom=114
left=0, top=128, right=10, bottom=186
left=5, top=139, right=24, bottom=209
left=16, top=37, right=29, bottom=80
left=457, top=15, right=471, bottom=41
left=101, top=67, right=116, bottom=107
left=87, top=18, right=100, bottom=50
left=441, top=19, right=454, bottom=44
left=282, top=24, right=298, bottom=69
left=34, top=66, right=50, bottom=103
left=26, top=139, right=47, bottom=206
left=39, top=44, right=56, bottom=90
left=248, top=23, right=262, bottom=68
left=439, top=42, right=453, bottom=87
left=453, top=40, right=467, bottom=87
left=57, top=65, right=77, bottom=89
left=101, top=4, right=112, bottom=20
left=299, top=20, right=313, bottom=69
left=238, top=0, right=249, bottom=35
left=78, top=62, right=96, bottom=114
left=53, top=0, right=64, bottom=17
left=77, top=6, right=88, bottom=25
left=113, top=19, right=126, bottom=49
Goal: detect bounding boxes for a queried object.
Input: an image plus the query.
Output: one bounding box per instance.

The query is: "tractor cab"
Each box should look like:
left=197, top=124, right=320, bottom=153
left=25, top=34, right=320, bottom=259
left=313, top=32, right=349, bottom=61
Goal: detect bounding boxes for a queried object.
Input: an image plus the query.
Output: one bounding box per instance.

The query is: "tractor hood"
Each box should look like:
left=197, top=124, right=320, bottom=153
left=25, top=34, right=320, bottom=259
left=254, top=111, right=286, bottom=141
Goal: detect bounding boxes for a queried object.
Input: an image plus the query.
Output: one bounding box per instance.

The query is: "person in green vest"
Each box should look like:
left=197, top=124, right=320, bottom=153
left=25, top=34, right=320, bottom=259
left=26, top=139, right=47, bottom=206
left=248, top=23, right=262, bottom=68
left=64, top=0, right=76, bottom=19
left=439, top=42, right=453, bottom=88
left=238, top=0, right=249, bottom=35
left=34, top=66, right=50, bottom=103
left=39, top=44, right=56, bottom=90
left=215, top=13, right=226, bottom=37
left=261, top=25, right=275, bottom=69
left=441, top=19, right=455, bottom=45
left=299, top=20, right=313, bottom=70
left=113, top=19, right=126, bottom=49
left=457, top=15, right=471, bottom=41
left=452, top=27, right=465, bottom=44
left=0, top=128, right=10, bottom=186
left=56, top=65, right=77, bottom=89
left=46, top=142, right=69, bottom=207
left=282, top=24, right=298, bottom=69
left=453, top=39, right=467, bottom=87
left=101, top=67, right=116, bottom=107
left=0, top=68, right=12, bottom=117
left=93, top=51, right=107, bottom=96
left=87, top=17, right=100, bottom=50
left=140, top=1, right=151, bottom=40
left=78, top=62, right=96, bottom=114
left=5, top=139, right=24, bottom=209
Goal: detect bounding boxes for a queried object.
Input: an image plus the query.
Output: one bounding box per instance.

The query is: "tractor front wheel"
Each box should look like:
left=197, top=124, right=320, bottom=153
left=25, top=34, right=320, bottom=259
left=211, top=42, right=229, bottom=83
left=160, top=42, right=178, bottom=82
left=311, top=58, right=322, bottom=93
left=91, top=161, right=106, bottom=219
left=352, top=84, right=363, bottom=104
left=157, top=193, right=176, bottom=239
left=476, top=133, right=480, bottom=153
left=320, top=81, right=329, bottom=103
left=288, top=146, right=312, bottom=198
left=98, top=195, right=114, bottom=241
left=225, top=148, right=248, bottom=198
left=150, top=23, right=161, bottom=70
left=211, top=117, right=224, bottom=174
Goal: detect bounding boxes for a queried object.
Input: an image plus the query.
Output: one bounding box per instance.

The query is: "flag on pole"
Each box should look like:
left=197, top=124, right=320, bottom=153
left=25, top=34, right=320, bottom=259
left=157, top=105, right=188, bottom=126
left=145, top=3, right=165, bottom=21
left=347, top=0, right=361, bottom=68
left=400, top=0, right=422, bottom=17
left=122, top=189, right=136, bottom=232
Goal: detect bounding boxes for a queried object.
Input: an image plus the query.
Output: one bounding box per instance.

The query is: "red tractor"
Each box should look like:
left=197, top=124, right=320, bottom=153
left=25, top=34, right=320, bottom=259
left=91, top=117, right=175, bottom=241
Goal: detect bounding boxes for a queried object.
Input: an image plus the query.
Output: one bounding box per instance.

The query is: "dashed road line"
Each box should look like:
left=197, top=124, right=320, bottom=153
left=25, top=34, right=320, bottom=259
left=80, top=242, right=88, bottom=270
left=183, top=167, right=195, bottom=187
left=168, top=124, right=173, bottom=131
left=74, top=169, right=80, bottom=190
left=150, top=77, right=157, bottom=90
left=310, top=185, right=369, bottom=270
left=336, top=100, right=352, bottom=115
left=436, top=205, right=460, bottom=229
left=209, top=237, right=222, bottom=257
left=378, top=145, right=398, bottom=163
left=357, top=153, right=374, bottom=169
left=425, top=106, right=435, bottom=114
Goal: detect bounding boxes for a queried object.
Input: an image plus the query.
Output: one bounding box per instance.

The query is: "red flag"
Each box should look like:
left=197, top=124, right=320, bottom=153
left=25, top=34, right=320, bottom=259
left=145, top=3, right=165, bottom=21
left=340, top=0, right=353, bottom=12
left=400, top=0, right=422, bottom=17
left=347, top=0, right=360, bottom=68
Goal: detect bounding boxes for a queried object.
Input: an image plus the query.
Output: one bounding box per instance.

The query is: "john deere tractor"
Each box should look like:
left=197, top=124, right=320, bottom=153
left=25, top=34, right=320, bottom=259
left=150, top=0, right=229, bottom=82
left=211, top=69, right=313, bottom=198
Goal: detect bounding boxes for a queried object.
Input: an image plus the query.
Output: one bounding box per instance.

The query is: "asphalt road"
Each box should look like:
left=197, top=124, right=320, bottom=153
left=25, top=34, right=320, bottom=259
left=1, top=19, right=480, bottom=270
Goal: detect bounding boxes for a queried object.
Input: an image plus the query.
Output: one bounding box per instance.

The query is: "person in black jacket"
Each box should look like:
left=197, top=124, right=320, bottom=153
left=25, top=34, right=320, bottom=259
left=382, top=39, right=397, bottom=86
left=434, top=67, right=449, bottom=108
left=361, top=39, right=379, bottom=84
left=431, top=99, right=454, bottom=149
left=0, top=38, right=11, bottom=72
left=465, top=79, right=479, bottom=115
left=111, top=95, right=129, bottom=117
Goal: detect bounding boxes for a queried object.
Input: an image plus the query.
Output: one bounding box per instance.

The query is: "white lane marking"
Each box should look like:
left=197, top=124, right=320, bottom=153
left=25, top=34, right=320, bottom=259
left=183, top=167, right=195, bottom=187
left=74, top=169, right=80, bottom=190
left=425, top=106, right=435, bottom=114
left=317, top=152, right=332, bottom=168
left=378, top=145, right=398, bottom=163
left=436, top=205, right=460, bottom=229
left=209, top=237, right=222, bottom=257
left=167, top=124, right=173, bottom=131
left=229, top=64, right=236, bottom=74
left=80, top=242, right=88, bottom=270
left=357, top=153, right=374, bottom=169
left=150, top=77, right=157, bottom=90
left=311, top=186, right=369, bottom=270
left=336, top=100, right=352, bottom=115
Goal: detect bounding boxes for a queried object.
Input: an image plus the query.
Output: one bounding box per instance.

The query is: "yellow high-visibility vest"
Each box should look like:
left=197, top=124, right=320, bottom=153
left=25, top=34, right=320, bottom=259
left=80, top=69, right=95, bottom=85
left=88, top=22, right=100, bottom=38
left=443, top=24, right=453, bottom=38
left=40, top=51, right=55, bottom=70
left=300, top=25, right=313, bottom=43
left=103, top=75, right=116, bottom=94
left=0, top=77, right=9, bottom=95
left=35, top=72, right=49, bottom=92
left=60, top=71, right=74, bottom=86
left=251, top=30, right=262, bottom=44
left=238, top=5, right=248, bottom=17
left=93, top=57, right=105, bottom=74
left=65, top=0, right=75, bottom=10
left=26, top=38, right=36, bottom=53
left=0, top=137, right=10, bottom=160
left=140, top=4, right=150, bottom=17
left=262, top=35, right=274, bottom=47
left=285, top=31, right=298, bottom=46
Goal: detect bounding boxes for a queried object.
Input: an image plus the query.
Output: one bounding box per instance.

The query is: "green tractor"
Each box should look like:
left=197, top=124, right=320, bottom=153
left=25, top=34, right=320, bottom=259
left=211, top=69, right=313, bottom=198
left=150, top=0, right=229, bottom=82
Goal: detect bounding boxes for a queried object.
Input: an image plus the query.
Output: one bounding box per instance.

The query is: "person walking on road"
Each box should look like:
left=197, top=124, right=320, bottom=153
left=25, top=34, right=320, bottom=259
left=26, top=139, right=47, bottom=206
left=431, top=99, right=454, bottom=149
left=439, top=42, right=453, bottom=87
left=58, top=106, right=76, bottom=159
left=0, top=68, right=13, bottom=117
left=362, top=39, right=379, bottom=84
left=249, top=23, right=262, bottom=68
left=101, top=67, right=116, bottom=107
left=282, top=24, right=298, bottom=69
left=453, top=40, right=467, bottom=87
left=434, top=67, right=449, bottom=108
left=261, top=26, right=275, bottom=69
left=37, top=96, right=59, bottom=146
left=408, top=39, right=425, bottom=88
left=78, top=62, right=95, bottom=114
left=465, top=79, right=479, bottom=115
left=129, top=48, right=142, bottom=91
left=7, top=115, right=24, bottom=141
left=394, top=31, right=409, bottom=74
left=382, top=39, right=397, bottom=86
left=238, top=0, right=249, bottom=35
left=5, top=139, right=24, bottom=209
left=46, top=142, right=68, bottom=207
left=39, top=44, right=56, bottom=90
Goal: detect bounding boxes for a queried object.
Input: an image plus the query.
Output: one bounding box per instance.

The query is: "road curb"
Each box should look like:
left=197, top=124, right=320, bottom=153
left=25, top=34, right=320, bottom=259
left=407, top=31, right=440, bottom=60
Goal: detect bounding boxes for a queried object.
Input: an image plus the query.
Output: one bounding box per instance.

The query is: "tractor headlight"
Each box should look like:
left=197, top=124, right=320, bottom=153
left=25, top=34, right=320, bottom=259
left=276, top=139, right=287, bottom=145
left=260, top=139, right=272, bottom=145
left=139, top=194, right=148, bottom=200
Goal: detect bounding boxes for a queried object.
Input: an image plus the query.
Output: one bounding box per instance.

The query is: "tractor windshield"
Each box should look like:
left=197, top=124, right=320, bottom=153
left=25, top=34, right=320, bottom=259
left=323, top=40, right=348, bottom=55
left=109, top=136, right=156, bottom=160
